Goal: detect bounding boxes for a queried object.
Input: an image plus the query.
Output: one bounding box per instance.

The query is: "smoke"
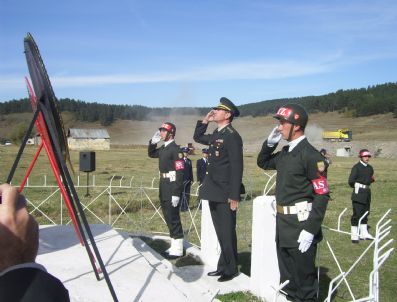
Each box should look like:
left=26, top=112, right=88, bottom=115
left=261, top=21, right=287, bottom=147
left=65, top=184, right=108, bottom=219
left=305, top=124, right=324, bottom=143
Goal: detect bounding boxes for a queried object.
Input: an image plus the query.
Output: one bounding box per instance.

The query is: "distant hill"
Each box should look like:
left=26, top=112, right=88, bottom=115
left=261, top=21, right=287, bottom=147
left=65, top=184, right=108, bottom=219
left=1, top=82, right=396, bottom=127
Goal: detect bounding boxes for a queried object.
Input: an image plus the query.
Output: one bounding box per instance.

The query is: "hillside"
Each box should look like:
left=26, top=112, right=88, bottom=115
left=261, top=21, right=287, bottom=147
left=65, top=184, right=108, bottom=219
left=1, top=82, right=396, bottom=128
left=2, top=111, right=396, bottom=159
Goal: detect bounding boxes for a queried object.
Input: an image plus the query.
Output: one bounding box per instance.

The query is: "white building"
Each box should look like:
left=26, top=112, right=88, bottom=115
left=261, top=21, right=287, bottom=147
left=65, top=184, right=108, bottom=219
left=67, top=128, right=110, bottom=150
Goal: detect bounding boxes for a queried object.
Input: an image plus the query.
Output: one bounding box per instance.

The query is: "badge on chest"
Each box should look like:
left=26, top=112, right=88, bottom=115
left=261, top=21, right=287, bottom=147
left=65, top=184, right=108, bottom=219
left=214, top=139, right=224, bottom=157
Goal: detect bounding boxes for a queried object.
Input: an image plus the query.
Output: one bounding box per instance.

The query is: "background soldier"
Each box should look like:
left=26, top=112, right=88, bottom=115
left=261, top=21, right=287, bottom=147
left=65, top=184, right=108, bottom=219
left=349, top=149, right=375, bottom=243
left=320, top=148, right=332, bottom=166
left=196, top=148, right=209, bottom=184
left=257, top=103, right=329, bottom=301
left=193, top=97, right=243, bottom=282
left=180, top=147, right=193, bottom=212
left=148, top=122, right=185, bottom=259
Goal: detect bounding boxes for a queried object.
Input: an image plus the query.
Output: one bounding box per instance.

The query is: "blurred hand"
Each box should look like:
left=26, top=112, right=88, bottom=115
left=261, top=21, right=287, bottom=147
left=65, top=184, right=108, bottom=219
left=151, top=130, right=161, bottom=144
left=0, top=184, right=39, bottom=271
left=228, top=199, right=239, bottom=211
left=171, top=196, right=180, bottom=207
left=267, top=126, right=282, bottom=147
left=297, top=229, right=314, bottom=253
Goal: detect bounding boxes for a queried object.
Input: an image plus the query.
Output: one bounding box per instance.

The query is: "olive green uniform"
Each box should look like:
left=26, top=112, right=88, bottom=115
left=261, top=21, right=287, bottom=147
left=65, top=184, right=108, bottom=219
left=148, top=140, right=184, bottom=239
left=257, top=138, right=329, bottom=302
left=193, top=121, right=243, bottom=275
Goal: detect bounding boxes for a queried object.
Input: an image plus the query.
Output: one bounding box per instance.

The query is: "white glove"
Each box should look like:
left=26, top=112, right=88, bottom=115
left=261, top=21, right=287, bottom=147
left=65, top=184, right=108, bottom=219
left=171, top=196, right=180, bottom=207
left=267, top=126, right=282, bottom=147
left=297, top=229, right=314, bottom=253
left=151, top=130, right=161, bottom=144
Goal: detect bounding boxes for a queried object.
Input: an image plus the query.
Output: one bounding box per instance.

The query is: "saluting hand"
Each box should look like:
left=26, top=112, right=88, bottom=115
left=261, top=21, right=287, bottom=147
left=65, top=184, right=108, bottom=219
left=203, top=110, right=215, bottom=124
left=228, top=199, right=239, bottom=211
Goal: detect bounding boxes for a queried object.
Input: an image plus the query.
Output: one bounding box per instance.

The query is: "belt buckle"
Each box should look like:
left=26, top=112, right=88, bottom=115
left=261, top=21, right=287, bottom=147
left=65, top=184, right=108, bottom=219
left=295, top=201, right=309, bottom=222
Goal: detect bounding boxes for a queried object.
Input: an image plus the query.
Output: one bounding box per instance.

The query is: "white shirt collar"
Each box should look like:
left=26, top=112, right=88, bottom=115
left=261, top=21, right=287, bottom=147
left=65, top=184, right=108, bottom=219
left=288, top=135, right=306, bottom=152
left=360, top=160, right=368, bottom=167
left=217, top=123, right=230, bottom=131
left=164, top=139, right=174, bottom=147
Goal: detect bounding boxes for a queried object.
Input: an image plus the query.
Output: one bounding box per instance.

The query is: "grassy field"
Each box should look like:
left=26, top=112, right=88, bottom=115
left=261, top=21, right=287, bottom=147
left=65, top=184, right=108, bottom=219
left=0, top=145, right=395, bottom=301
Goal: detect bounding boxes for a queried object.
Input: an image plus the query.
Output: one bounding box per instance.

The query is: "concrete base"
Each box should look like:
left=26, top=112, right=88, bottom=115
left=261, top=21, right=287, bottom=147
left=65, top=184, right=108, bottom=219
left=37, top=224, right=250, bottom=302
left=250, top=195, right=280, bottom=302
left=200, top=199, right=221, bottom=269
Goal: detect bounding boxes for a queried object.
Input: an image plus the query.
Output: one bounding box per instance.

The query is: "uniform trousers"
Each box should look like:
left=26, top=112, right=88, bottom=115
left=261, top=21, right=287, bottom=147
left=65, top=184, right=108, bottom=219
left=161, top=199, right=183, bottom=239
left=277, top=243, right=318, bottom=302
left=351, top=200, right=371, bottom=225
left=209, top=201, right=238, bottom=275
left=180, top=181, right=191, bottom=211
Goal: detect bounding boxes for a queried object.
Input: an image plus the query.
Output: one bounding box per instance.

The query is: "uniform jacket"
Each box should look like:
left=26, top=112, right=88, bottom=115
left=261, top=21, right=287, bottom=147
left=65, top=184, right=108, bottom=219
left=193, top=121, right=243, bottom=202
left=182, top=157, right=194, bottom=183
left=196, top=157, right=208, bottom=183
left=257, top=138, right=329, bottom=247
left=148, top=140, right=184, bottom=201
left=348, top=161, right=374, bottom=204
left=0, top=267, right=69, bottom=302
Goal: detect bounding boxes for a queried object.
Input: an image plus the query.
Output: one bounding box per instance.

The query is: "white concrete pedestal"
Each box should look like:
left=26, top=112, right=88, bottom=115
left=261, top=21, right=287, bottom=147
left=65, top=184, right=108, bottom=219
left=200, top=199, right=221, bottom=269
left=250, top=195, right=280, bottom=301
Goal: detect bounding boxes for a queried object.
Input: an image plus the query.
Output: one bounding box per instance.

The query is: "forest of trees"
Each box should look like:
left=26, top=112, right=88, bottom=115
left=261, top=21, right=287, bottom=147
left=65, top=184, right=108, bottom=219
left=1, top=82, right=396, bottom=126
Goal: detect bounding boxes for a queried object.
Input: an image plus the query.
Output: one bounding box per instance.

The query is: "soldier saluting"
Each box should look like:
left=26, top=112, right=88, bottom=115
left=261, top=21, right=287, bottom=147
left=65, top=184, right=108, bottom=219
left=257, top=104, right=329, bottom=301
left=193, top=97, right=243, bottom=282
left=148, top=122, right=185, bottom=259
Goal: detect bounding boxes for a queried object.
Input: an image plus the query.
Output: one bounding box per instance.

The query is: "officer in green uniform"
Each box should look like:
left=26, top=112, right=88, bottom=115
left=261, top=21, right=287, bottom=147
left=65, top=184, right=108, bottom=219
left=349, top=149, right=375, bottom=242
left=193, top=97, right=243, bottom=282
left=257, top=104, right=329, bottom=302
left=148, top=122, right=185, bottom=259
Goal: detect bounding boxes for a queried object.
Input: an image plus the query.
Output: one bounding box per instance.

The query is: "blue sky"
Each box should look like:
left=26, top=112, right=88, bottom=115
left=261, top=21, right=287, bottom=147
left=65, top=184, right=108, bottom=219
left=1, top=0, right=396, bottom=107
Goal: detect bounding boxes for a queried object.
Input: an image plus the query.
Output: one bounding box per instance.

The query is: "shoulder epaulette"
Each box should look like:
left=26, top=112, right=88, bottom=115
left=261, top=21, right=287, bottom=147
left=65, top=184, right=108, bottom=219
left=226, top=126, right=234, bottom=133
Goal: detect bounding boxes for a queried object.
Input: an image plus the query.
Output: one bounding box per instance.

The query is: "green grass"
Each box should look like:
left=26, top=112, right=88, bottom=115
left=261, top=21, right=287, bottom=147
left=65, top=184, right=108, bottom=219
left=0, top=146, right=395, bottom=301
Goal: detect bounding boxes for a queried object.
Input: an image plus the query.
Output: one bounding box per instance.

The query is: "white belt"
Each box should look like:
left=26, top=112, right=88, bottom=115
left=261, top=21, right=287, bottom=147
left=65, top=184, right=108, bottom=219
left=160, top=171, right=176, bottom=181
left=277, top=202, right=312, bottom=215
left=354, top=182, right=368, bottom=194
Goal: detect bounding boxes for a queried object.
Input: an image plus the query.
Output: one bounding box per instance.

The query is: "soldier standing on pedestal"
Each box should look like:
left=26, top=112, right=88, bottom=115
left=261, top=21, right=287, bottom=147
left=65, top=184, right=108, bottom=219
left=193, top=97, right=243, bottom=282
left=257, top=103, right=330, bottom=301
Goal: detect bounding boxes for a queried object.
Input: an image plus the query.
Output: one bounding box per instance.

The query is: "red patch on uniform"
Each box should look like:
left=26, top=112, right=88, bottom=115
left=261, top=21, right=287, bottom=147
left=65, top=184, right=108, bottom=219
left=276, top=107, right=292, bottom=118
left=174, top=159, right=185, bottom=171
left=311, top=177, right=329, bottom=195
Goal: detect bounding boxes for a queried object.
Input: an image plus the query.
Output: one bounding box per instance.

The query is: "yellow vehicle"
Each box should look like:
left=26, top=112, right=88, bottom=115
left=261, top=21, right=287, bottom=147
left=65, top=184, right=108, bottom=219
left=322, top=128, right=352, bottom=142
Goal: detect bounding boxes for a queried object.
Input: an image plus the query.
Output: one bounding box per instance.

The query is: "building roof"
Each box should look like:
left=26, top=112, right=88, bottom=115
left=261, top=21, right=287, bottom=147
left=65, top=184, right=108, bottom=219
left=68, top=128, right=110, bottom=139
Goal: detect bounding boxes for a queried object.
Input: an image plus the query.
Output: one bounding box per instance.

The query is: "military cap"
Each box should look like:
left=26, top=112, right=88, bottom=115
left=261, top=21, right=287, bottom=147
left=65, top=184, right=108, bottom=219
left=202, top=148, right=209, bottom=154
left=159, top=122, right=176, bottom=135
left=359, top=149, right=372, bottom=157
left=273, top=103, right=308, bottom=129
left=181, top=147, right=189, bottom=153
left=213, top=97, right=240, bottom=117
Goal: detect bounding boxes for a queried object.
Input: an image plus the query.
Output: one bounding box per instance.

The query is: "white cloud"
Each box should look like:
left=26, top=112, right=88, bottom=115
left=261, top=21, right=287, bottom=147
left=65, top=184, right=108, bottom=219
left=0, top=58, right=333, bottom=89
left=0, top=49, right=394, bottom=90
